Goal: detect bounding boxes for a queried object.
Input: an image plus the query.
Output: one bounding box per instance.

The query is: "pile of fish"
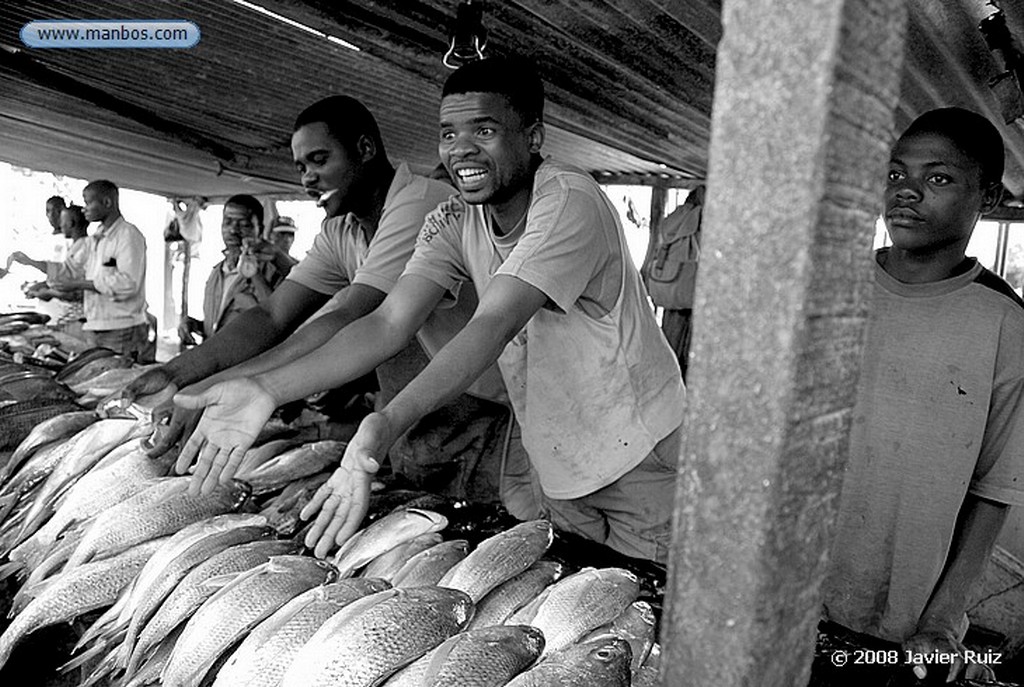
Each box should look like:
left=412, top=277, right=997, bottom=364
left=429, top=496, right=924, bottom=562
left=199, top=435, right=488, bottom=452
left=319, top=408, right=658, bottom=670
left=0, top=407, right=665, bottom=686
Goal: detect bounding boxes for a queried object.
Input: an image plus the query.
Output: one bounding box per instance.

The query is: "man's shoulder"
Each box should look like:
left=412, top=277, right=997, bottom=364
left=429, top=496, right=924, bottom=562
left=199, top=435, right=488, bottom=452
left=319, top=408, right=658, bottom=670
left=419, top=195, right=470, bottom=245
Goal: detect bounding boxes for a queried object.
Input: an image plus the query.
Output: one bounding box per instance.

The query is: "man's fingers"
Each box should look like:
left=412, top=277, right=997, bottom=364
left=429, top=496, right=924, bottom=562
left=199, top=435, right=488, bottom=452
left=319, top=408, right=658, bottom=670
left=310, top=494, right=346, bottom=558
left=189, top=442, right=221, bottom=495
left=218, top=448, right=246, bottom=485
left=299, top=482, right=333, bottom=522
left=176, top=433, right=203, bottom=475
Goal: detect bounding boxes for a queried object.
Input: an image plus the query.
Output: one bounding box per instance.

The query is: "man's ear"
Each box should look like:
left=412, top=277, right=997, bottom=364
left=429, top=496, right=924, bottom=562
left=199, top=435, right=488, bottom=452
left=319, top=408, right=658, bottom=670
left=356, top=134, right=377, bottom=164
left=981, top=181, right=1003, bottom=215
left=527, top=122, right=545, bottom=155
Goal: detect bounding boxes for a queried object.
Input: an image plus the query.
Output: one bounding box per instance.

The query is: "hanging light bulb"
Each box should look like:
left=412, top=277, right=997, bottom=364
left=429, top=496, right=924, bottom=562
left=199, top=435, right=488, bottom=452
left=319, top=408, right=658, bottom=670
left=443, top=0, right=487, bottom=69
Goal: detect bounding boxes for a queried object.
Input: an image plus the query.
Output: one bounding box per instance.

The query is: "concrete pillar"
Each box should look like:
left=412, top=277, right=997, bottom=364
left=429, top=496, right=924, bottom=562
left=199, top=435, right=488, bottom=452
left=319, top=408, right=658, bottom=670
left=661, top=1, right=908, bottom=686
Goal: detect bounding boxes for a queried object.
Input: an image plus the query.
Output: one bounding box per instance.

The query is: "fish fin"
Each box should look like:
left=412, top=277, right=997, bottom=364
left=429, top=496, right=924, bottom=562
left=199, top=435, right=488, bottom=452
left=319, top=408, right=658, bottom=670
left=200, top=572, right=244, bottom=590
left=58, top=640, right=110, bottom=674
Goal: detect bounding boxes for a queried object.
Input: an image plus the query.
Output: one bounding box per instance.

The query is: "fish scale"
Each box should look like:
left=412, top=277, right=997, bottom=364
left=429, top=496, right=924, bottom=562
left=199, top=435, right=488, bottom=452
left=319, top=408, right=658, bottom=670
left=126, top=538, right=300, bottom=678
left=506, top=567, right=640, bottom=657
left=161, top=554, right=337, bottom=687
left=212, top=578, right=392, bottom=687
left=383, top=624, right=546, bottom=687
left=64, top=477, right=250, bottom=570
left=280, top=586, right=474, bottom=687
left=0, top=537, right=167, bottom=671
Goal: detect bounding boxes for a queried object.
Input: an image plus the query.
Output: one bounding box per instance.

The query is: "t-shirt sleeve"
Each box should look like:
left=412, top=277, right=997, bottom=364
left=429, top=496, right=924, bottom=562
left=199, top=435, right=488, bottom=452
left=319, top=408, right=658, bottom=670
left=969, top=315, right=1024, bottom=506
left=286, top=217, right=351, bottom=296
left=351, top=182, right=452, bottom=294
left=401, top=197, right=470, bottom=294
left=495, top=177, right=612, bottom=313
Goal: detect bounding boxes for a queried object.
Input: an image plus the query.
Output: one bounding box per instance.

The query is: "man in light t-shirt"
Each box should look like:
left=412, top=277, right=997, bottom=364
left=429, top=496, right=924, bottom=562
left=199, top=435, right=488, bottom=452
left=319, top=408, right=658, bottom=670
left=125, top=96, right=528, bottom=513
left=172, top=57, right=684, bottom=562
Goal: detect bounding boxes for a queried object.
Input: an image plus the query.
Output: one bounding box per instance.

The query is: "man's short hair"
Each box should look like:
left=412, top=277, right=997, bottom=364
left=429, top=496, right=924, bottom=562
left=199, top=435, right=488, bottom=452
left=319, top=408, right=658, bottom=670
left=901, top=108, right=1005, bottom=187
left=224, top=194, right=264, bottom=228
left=293, top=96, right=386, bottom=158
left=46, top=195, right=66, bottom=209
left=62, top=204, right=88, bottom=229
left=83, top=179, right=119, bottom=200
left=442, top=56, right=544, bottom=125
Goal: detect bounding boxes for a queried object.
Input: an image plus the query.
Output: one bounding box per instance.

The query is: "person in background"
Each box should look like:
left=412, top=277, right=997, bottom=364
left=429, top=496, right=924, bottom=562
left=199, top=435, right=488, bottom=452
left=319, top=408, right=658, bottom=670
left=641, top=185, right=704, bottom=379
left=123, top=96, right=528, bottom=518
left=821, top=108, right=1024, bottom=682
left=172, top=56, right=683, bottom=563
left=1, top=196, right=68, bottom=280
left=50, top=180, right=151, bottom=361
left=12, top=205, right=91, bottom=339
left=179, top=195, right=295, bottom=346
left=269, top=216, right=299, bottom=263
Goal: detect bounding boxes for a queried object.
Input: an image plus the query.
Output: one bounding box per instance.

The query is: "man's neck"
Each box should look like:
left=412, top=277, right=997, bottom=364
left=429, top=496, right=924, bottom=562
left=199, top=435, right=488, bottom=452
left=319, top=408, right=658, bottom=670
left=101, top=212, right=122, bottom=230
left=880, top=245, right=971, bottom=283
left=350, top=164, right=396, bottom=240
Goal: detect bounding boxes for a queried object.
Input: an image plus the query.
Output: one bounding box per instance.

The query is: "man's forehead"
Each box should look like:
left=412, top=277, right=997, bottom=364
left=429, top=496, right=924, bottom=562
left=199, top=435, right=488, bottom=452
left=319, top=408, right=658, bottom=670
left=223, top=204, right=255, bottom=218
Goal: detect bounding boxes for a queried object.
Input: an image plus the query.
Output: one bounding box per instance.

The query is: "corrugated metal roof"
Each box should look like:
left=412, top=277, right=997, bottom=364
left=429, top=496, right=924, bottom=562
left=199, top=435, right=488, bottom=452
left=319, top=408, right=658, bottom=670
left=1, top=0, right=1024, bottom=198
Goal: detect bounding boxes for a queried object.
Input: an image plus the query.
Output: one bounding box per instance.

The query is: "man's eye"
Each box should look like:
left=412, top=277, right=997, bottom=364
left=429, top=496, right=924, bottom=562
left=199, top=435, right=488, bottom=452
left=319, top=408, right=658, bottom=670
left=928, top=174, right=952, bottom=186
left=439, top=130, right=455, bottom=142
left=478, top=127, right=495, bottom=137
left=887, top=170, right=904, bottom=182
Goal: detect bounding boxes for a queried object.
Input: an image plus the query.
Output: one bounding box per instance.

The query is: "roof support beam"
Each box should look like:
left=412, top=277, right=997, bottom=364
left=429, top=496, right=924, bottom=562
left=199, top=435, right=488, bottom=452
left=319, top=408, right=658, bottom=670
left=661, top=0, right=908, bottom=684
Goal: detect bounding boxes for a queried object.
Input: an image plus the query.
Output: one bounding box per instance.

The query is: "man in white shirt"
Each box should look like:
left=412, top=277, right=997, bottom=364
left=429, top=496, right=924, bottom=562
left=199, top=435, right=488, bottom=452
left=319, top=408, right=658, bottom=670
left=53, top=180, right=150, bottom=360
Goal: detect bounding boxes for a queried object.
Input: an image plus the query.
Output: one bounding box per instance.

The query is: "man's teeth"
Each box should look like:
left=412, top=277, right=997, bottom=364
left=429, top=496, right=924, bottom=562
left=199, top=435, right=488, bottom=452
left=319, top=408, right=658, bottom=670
left=456, top=169, right=487, bottom=182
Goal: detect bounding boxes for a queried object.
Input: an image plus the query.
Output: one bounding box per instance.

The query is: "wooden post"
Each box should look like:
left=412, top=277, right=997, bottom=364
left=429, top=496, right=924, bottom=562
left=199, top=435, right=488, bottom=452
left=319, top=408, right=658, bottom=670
left=661, top=1, right=908, bottom=686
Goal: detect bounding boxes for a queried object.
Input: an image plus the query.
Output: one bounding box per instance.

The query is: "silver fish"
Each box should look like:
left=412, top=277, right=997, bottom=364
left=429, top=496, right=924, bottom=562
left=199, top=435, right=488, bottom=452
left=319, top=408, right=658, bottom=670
left=506, top=567, right=640, bottom=657
left=331, top=508, right=448, bottom=578
left=438, top=519, right=553, bottom=603
left=14, top=418, right=149, bottom=543
left=258, top=471, right=330, bottom=536
left=392, top=539, right=470, bottom=588
left=385, top=624, right=545, bottom=687
left=160, top=554, right=337, bottom=687
left=581, top=600, right=657, bottom=673
left=239, top=440, right=346, bottom=495
left=126, top=538, right=301, bottom=680
left=116, top=515, right=273, bottom=671
left=280, top=586, right=474, bottom=687
left=467, top=560, right=564, bottom=630
left=3, top=410, right=97, bottom=485
left=234, top=438, right=306, bottom=480
left=64, top=477, right=250, bottom=570
left=0, top=537, right=166, bottom=671
left=504, top=636, right=633, bottom=687
left=361, top=532, right=443, bottom=582
left=10, top=445, right=174, bottom=573
left=212, top=578, right=392, bottom=687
